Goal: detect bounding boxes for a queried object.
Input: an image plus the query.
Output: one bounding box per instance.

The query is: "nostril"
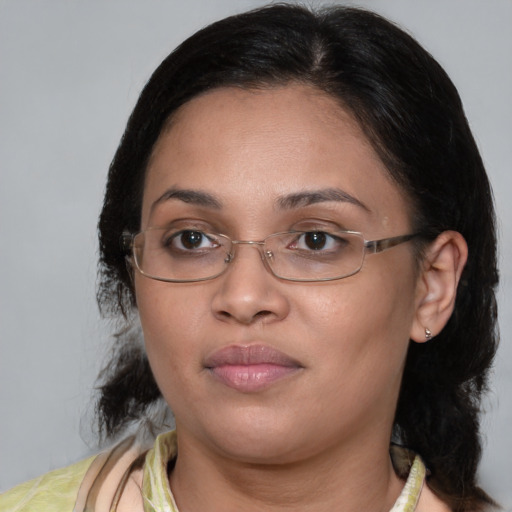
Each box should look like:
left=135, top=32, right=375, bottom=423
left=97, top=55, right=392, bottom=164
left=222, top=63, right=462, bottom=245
left=255, top=310, right=272, bottom=318
left=217, top=309, right=273, bottom=323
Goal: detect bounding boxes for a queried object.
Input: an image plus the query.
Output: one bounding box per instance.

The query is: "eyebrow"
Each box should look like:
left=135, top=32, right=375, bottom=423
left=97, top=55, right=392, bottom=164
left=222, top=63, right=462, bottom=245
left=276, top=188, right=369, bottom=211
left=151, top=186, right=369, bottom=213
left=151, top=187, right=222, bottom=212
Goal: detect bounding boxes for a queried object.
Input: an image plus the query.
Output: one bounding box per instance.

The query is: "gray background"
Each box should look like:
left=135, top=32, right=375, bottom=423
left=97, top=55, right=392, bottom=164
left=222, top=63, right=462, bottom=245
left=1, top=0, right=511, bottom=506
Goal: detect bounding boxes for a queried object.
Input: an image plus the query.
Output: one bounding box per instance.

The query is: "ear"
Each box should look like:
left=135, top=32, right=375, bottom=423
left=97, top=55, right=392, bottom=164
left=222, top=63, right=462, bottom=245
left=410, top=231, right=468, bottom=343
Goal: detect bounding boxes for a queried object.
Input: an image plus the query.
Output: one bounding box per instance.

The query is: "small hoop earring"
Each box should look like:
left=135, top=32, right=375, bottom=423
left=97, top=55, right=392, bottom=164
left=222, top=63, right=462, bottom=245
left=425, top=328, right=433, bottom=341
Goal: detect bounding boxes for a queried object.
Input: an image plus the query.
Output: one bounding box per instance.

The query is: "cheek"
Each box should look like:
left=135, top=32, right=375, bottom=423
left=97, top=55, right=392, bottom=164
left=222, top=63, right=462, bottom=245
left=297, top=263, right=417, bottom=382
left=297, top=269, right=415, bottom=339
left=135, top=280, right=208, bottom=381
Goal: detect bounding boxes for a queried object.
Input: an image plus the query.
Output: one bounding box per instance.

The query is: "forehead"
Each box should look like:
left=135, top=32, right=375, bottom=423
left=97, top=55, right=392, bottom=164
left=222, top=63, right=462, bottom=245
left=142, top=85, right=411, bottom=233
left=155, top=84, right=373, bottom=164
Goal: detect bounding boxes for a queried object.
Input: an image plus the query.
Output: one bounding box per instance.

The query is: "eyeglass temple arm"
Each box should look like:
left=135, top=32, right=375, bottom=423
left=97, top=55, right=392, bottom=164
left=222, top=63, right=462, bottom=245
left=364, top=233, right=419, bottom=254
left=120, top=232, right=134, bottom=252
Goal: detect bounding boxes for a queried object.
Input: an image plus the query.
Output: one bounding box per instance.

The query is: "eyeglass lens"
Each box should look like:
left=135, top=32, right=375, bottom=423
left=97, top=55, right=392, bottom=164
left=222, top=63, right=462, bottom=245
left=132, top=228, right=367, bottom=282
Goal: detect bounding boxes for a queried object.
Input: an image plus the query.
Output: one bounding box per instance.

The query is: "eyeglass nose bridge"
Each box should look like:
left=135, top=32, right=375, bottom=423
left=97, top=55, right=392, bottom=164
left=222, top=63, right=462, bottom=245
left=225, top=239, right=275, bottom=266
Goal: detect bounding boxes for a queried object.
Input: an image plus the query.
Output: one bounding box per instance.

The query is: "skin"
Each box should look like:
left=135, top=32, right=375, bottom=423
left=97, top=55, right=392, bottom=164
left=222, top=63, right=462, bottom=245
left=134, top=85, right=463, bottom=512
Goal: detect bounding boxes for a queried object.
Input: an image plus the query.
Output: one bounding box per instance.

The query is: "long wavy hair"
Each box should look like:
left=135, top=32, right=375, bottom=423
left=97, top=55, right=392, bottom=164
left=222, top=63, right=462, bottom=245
left=95, top=5, right=499, bottom=511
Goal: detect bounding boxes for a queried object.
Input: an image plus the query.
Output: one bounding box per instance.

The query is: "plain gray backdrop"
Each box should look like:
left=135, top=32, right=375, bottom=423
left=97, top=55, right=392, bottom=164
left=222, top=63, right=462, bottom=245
left=1, top=0, right=511, bottom=507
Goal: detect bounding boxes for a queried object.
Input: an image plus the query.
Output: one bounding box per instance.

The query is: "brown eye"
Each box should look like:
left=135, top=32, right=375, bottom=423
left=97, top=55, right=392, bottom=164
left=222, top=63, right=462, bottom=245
left=303, top=232, right=327, bottom=250
left=180, top=230, right=205, bottom=249
left=286, top=231, right=349, bottom=255
left=164, top=230, right=220, bottom=253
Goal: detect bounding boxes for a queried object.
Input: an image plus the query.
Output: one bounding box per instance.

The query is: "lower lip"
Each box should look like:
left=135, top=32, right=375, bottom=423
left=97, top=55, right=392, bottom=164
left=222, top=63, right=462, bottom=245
left=208, top=363, right=300, bottom=392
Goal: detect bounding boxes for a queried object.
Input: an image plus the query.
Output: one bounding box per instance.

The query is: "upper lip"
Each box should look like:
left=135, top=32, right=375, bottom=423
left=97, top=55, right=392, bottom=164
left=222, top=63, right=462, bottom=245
left=204, top=344, right=302, bottom=368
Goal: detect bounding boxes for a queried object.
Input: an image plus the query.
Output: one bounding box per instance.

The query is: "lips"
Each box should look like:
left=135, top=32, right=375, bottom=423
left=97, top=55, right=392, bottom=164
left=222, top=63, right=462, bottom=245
left=203, top=344, right=302, bottom=392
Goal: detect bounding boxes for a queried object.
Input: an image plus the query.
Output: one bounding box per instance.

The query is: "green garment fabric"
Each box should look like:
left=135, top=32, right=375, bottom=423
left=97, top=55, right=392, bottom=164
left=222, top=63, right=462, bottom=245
left=142, top=431, right=179, bottom=511
left=0, top=455, right=95, bottom=512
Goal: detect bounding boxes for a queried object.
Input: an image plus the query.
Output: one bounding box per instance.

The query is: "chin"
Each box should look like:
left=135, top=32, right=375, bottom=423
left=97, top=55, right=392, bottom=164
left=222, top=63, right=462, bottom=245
left=185, top=409, right=311, bottom=464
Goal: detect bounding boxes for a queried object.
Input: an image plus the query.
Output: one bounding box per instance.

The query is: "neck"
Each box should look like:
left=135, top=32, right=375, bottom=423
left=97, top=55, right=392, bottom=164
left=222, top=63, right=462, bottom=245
left=170, top=430, right=404, bottom=512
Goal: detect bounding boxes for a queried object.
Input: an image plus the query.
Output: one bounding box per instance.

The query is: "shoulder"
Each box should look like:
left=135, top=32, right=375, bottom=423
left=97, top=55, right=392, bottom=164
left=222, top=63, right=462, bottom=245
left=0, top=455, right=96, bottom=512
left=0, top=436, right=148, bottom=512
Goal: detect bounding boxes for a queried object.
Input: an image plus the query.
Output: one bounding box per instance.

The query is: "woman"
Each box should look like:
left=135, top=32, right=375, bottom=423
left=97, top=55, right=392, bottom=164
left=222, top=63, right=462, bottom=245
left=1, top=4, right=499, bottom=511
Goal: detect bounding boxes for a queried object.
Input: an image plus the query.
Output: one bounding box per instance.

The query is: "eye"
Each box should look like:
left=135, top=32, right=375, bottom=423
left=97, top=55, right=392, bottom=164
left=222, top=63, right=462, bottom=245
left=290, top=231, right=343, bottom=252
left=165, top=230, right=220, bottom=251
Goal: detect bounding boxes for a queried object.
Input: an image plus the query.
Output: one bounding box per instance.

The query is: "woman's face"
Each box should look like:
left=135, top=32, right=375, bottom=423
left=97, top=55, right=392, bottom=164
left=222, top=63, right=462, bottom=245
left=136, top=85, right=422, bottom=464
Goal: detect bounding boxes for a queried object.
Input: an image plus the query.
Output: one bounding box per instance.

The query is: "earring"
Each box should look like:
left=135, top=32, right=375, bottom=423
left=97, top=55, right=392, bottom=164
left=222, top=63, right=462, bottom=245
left=425, top=327, right=433, bottom=341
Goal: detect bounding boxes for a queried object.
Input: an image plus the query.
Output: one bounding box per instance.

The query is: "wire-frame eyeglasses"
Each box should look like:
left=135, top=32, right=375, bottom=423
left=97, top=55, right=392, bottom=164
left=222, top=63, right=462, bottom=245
left=121, top=228, right=420, bottom=283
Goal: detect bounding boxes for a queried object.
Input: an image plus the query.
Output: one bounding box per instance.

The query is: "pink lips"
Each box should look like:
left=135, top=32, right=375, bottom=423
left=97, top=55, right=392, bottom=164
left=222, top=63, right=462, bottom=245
left=204, top=344, right=302, bottom=392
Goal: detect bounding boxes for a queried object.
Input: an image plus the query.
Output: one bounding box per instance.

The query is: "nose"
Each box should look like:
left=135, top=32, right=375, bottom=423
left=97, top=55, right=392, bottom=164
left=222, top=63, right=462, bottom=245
left=211, top=243, right=290, bottom=325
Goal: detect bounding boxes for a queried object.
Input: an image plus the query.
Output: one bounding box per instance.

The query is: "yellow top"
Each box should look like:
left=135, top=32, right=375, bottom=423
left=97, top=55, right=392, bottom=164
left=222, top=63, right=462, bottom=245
left=0, top=431, right=426, bottom=512
left=0, top=455, right=95, bottom=512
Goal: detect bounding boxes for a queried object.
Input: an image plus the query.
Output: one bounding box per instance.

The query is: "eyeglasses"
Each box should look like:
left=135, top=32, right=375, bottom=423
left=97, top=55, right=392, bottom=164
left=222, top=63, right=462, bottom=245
left=122, top=228, right=419, bottom=283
